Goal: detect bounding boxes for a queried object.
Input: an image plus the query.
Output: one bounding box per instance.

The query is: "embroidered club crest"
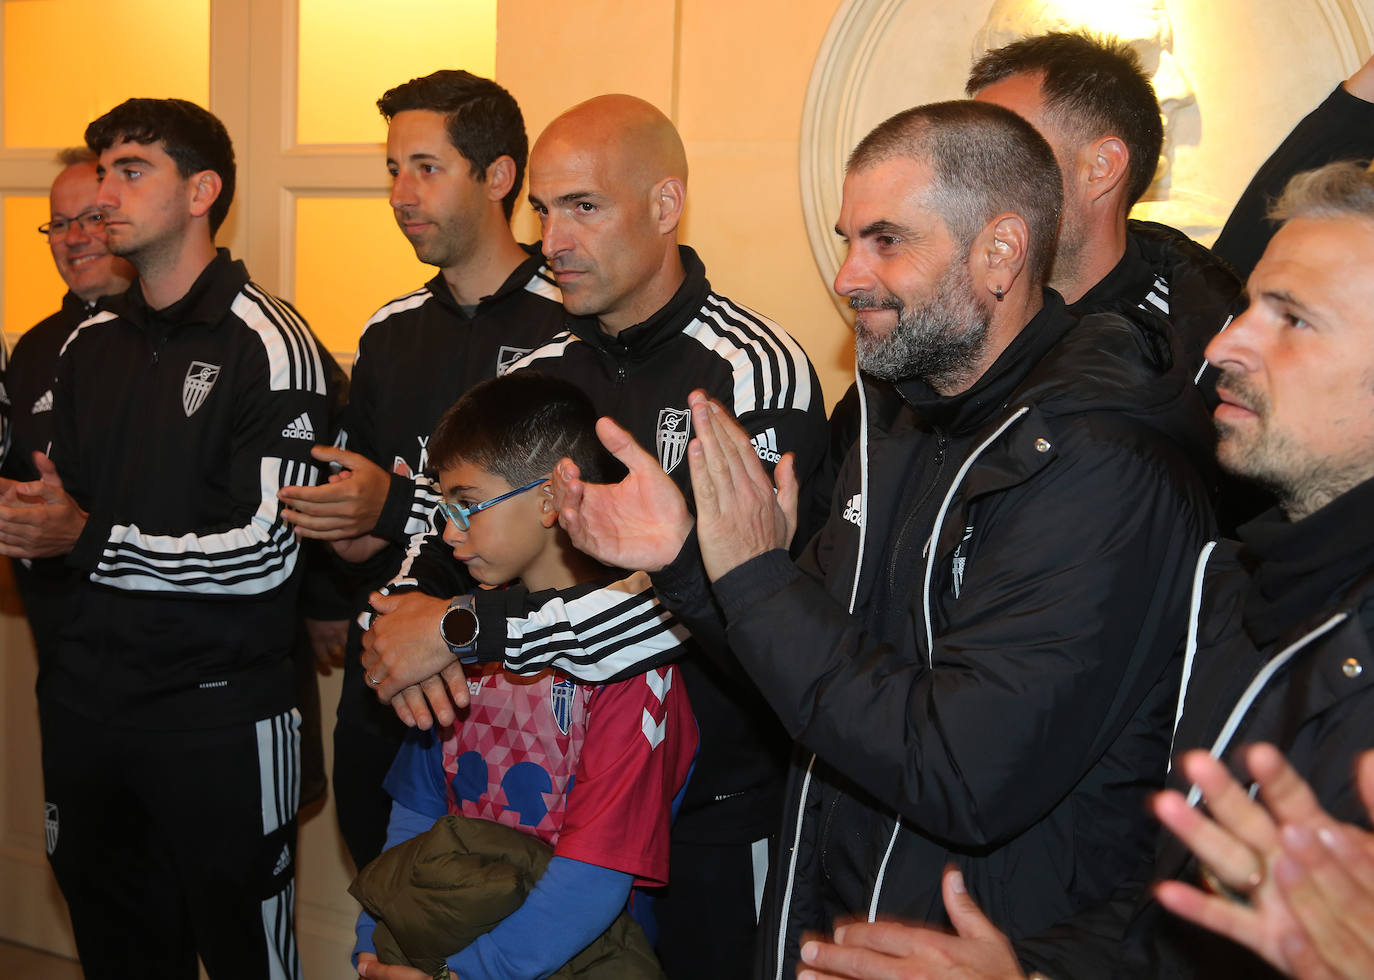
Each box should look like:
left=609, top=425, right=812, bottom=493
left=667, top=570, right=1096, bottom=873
left=496, top=346, right=533, bottom=376
left=45, top=802, right=58, bottom=854
left=656, top=407, right=691, bottom=474
left=182, top=361, right=221, bottom=417
left=550, top=678, right=575, bottom=735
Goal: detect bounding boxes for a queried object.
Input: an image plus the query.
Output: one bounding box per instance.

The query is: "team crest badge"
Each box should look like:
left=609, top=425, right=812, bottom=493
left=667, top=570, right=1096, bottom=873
left=182, top=361, right=221, bottom=417
left=550, top=678, right=575, bottom=735
left=656, top=408, right=691, bottom=474
left=496, top=346, right=533, bottom=376
left=45, top=802, right=58, bottom=855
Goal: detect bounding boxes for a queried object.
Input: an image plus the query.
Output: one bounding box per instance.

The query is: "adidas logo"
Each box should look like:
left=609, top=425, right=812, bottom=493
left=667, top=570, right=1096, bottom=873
left=281, top=413, right=315, bottom=440
left=32, top=389, right=54, bottom=414
left=842, top=493, right=863, bottom=527
left=751, top=428, right=782, bottom=464
left=272, top=843, right=291, bottom=876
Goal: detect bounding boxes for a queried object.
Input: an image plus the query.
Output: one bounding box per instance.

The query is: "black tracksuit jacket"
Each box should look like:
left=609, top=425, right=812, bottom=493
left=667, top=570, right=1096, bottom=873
left=45, top=251, right=335, bottom=730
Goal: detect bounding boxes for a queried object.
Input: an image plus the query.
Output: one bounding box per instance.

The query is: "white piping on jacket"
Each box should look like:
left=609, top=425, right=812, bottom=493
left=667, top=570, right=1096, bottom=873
left=1183, top=611, right=1350, bottom=808
left=874, top=403, right=1028, bottom=923
left=920, top=407, right=1031, bottom=666
left=1192, top=314, right=1233, bottom=385
left=775, top=357, right=870, bottom=980
left=1169, top=540, right=1219, bottom=771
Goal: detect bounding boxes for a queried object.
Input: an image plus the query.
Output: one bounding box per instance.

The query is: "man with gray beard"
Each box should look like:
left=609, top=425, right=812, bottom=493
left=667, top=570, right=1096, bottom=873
left=549, top=100, right=1216, bottom=977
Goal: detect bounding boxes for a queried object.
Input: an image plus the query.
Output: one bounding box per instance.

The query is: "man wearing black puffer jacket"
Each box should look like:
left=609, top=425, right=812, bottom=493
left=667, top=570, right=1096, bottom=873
left=546, top=100, right=1215, bottom=980
left=793, top=160, right=1374, bottom=980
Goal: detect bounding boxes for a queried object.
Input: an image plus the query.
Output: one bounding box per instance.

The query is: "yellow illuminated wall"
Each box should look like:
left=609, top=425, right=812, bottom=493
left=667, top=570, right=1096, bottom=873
left=2, top=0, right=208, bottom=343
left=297, top=0, right=496, bottom=145
left=3, top=0, right=209, bottom=148
left=4, top=198, right=66, bottom=335
left=294, top=197, right=431, bottom=354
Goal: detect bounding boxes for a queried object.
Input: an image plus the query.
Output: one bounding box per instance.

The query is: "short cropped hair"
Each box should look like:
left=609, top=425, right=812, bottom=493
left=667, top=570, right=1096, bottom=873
left=966, top=31, right=1163, bottom=207
left=377, top=70, right=527, bottom=220
left=1270, top=160, right=1374, bottom=225
left=428, top=372, right=620, bottom=488
left=55, top=146, right=96, bottom=167
left=847, top=100, right=1062, bottom=286
left=85, top=99, right=236, bottom=236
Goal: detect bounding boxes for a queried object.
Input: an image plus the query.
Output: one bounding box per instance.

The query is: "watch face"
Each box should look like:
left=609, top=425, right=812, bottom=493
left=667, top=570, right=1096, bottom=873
left=441, top=604, right=479, bottom=650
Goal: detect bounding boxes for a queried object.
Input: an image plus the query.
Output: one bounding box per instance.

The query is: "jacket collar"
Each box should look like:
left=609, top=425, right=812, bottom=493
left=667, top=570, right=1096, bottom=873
left=567, top=245, right=709, bottom=355
left=117, top=248, right=249, bottom=334
left=424, top=243, right=553, bottom=320
left=1238, top=475, right=1374, bottom=648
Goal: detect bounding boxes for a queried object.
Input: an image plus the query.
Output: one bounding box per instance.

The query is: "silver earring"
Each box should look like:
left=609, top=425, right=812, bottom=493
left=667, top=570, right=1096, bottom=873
left=993, top=286, right=1004, bottom=301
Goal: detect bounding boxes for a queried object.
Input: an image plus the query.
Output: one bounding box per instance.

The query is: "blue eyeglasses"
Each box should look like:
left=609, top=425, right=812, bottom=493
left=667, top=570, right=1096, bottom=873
left=437, top=476, right=549, bottom=531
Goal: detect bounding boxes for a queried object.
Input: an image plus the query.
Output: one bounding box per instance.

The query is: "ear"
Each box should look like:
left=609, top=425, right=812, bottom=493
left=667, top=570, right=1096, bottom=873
left=538, top=483, right=558, bottom=528
left=186, top=170, right=223, bottom=221
left=484, top=155, right=518, bottom=203
left=1083, top=136, right=1131, bottom=206
left=652, top=176, right=686, bottom=234
left=976, top=212, right=1031, bottom=301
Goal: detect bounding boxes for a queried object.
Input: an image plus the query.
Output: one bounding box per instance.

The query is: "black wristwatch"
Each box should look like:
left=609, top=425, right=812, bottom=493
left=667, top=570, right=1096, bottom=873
left=439, top=595, right=480, bottom=662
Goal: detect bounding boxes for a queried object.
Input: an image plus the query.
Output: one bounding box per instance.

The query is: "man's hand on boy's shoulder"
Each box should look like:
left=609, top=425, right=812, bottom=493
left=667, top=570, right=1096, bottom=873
left=362, top=590, right=471, bottom=727
left=356, top=952, right=433, bottom=979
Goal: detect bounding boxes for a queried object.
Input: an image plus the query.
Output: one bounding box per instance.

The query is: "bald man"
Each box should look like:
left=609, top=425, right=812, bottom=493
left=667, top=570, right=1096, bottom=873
left=1, top=148, right=135, bottom=670
left=359, top=94, right=828, bottom=978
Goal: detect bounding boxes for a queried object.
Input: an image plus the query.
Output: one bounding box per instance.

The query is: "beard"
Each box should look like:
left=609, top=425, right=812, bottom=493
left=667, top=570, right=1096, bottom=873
left=1213, top=369, right=1366, bottom=519
left=851, top=261, right=991, bottom=392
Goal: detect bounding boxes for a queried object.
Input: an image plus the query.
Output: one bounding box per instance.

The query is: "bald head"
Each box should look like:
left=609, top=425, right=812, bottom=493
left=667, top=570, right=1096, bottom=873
left=538, top=94, right=687, bottom=194
left=529, top=95, right=689, bottom=334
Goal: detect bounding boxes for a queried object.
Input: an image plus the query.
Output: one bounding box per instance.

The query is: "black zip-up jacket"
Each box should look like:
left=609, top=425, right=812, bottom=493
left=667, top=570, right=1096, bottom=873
left=339, top=247, right=566, bottom=558
left=654, top=291, right=1215, bottom=976
left=46, top=250, right=335, bottom=730
left=1017, top=478, right=1374, bottom=979
left=333, top=247, right=566, bottom=733
left=3, top=292, right=100, bottom=674
left=381, top=245, right=829, bottom=843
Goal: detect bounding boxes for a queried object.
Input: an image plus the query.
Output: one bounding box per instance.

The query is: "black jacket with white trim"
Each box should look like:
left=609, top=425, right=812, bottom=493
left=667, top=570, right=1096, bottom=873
left=380, top=245, right=829, bottom=842
left=650, top=291, right=1215, bottom=976
left=338, top=246, right=565, bottom=557
left=332, top=247, right=566, bottom=734
left=46, top=250, right=335, bottom=729
left=1017, top=479, right=1374, bottom=979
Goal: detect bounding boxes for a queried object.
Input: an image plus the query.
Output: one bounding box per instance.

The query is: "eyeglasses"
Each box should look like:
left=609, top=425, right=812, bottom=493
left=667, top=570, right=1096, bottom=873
left=39, top=211, right=107, bottom=238
left=437, top=476, right=549, bottom=532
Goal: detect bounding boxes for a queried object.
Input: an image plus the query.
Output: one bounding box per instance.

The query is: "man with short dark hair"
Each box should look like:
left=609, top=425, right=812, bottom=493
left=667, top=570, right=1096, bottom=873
left=274, top=70, right=567, bottom=870
left=0, top=98, right=334, bottom=979
left=967, top=31, right=1241, bottom=371
left=0, top=148, right=135, bottom=671
left=544, top=99, right=1214, bottom=978
left=792, top=159, right=1374, bottom=980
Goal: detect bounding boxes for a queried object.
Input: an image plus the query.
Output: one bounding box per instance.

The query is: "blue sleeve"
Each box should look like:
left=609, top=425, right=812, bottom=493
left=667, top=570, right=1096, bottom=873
left=381, top=726, right=449, bottom=819
left=448, top=856, right=632, bottom=980
left=352, top=800, right=441, bottom=966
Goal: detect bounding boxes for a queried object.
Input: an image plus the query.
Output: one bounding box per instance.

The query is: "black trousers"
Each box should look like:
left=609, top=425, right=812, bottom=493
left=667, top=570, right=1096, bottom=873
left=331, top=711, right=404, bottom=871
left=40, top=701, right=302, bottom=980
left=654, top=836, right=772, bottom=980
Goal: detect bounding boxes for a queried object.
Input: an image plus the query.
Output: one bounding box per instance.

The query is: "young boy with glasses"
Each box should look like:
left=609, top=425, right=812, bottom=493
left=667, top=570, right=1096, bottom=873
left=352, top=371, right=697, bottom=980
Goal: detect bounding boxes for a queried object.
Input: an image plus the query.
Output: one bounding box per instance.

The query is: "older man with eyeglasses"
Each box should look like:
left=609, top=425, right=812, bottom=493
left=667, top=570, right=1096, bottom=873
left=0, top=147, right=135, bottom=670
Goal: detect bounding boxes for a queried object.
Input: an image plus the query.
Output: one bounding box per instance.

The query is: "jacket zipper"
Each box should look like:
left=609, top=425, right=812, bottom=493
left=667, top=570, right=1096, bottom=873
left=888, top=429, right=948, bottom=594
